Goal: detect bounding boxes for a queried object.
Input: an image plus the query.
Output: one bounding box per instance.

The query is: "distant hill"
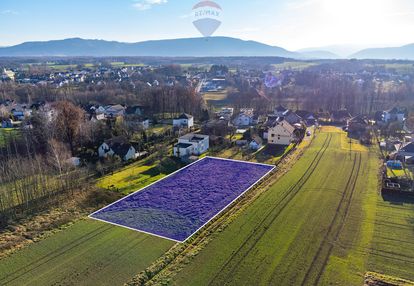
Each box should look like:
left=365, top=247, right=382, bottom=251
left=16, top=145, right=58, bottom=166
left=351, top=44, right=414, bottom=60
left=0, top=37, right=301, bottom=58
left=297, top=50, right=340, bottom=59
left=298, top=45, right=366, bottom=58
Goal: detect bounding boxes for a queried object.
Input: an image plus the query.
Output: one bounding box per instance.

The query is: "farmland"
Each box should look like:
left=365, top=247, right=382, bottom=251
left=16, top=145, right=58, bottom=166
left=1, top=127, right=413, bottom=286
left=91, top=157, right=274, bottom=242
left=0, top=158, right=177, bottom=286
left=272, top=61, right=318, bottom=71
left=145, top=127, right=414, bottom=286
left=0, top=220, right=173, bottom=286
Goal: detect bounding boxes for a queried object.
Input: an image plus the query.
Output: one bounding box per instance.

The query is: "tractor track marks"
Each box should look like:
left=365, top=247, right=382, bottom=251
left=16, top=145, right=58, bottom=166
left=298, top=153, right=362, bottom=286
left=0, top=224, right=114, bottom=285
left=207, top=133, right=332, bottom=286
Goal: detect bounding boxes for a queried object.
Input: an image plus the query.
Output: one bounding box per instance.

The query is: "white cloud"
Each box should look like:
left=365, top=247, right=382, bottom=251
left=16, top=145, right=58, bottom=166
left=133, top=0, right=167, bottom=11
left=1, top=10, right=19, bottom=15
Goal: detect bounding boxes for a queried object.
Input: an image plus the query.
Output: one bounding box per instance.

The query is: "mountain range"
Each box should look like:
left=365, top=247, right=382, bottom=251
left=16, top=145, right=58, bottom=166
left=0, top=37, right=413, bottom=60
left=350, top=44, right=414, bottom=60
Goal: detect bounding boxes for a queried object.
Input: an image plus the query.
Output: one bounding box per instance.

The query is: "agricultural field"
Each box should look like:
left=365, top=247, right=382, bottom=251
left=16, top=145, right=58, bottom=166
left=366, top=63, right=414, bottom=74
left=202, top=91, right=228, bottom=102
left=1, top=127, right=413, bottom=286
left=0, top=158, right=180, bottom=286
left=202, top=91, right=230, bottom=109
left=147, top=127, right=414, bottom=285
left=0, top=220, right=173, bottom=286
left=91, top=157, right=274, bottom=242
left=213, top=143, right=293, bottom=165
left=272, top=61, right=318, bottom=71
left=110, top=62, right=145, bottom=68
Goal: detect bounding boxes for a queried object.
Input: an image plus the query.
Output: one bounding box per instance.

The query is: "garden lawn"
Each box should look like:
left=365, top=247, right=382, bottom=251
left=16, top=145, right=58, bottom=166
left=96, top=161, right=165, bottom=194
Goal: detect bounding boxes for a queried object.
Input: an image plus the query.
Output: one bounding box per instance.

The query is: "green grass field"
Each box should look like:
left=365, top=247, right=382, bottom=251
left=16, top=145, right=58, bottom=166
left=96, top=160, right=164, bottom=195
left=0, top=159, right=177, bottom=286
left=272, top=61, right=318, bottom=71
left=110, top=62, right=145, bottom=68
left=0, top=220, right=173, bottom=286
left=148, top=127, right=414, bottom=286
left=375, top=63, right=414, bottom=74
left=2, top=127, right=413, bottom=286
left=202, top=91, right=228, bottom=102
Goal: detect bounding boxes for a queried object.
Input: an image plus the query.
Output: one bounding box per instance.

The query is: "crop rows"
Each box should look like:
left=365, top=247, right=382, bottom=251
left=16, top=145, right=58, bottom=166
left=207, top=133, right=333, bottom=286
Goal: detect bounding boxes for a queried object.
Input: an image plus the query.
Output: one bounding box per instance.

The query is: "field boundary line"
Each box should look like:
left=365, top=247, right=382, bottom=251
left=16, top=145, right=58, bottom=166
left=89, top=157, right=274, bottom=243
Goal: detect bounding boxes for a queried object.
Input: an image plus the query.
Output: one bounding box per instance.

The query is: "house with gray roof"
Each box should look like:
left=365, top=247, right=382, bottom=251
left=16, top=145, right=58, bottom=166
left=173, top=133, right=209, bottom=159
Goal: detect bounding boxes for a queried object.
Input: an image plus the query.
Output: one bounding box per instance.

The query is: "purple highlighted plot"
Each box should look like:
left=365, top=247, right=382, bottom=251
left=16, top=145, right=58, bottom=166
left=90, top=157, right=274, bottom=242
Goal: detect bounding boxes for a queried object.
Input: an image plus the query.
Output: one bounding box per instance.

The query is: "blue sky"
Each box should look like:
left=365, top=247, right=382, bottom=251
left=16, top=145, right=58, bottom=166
left=1, top=0, right=414, bottom=51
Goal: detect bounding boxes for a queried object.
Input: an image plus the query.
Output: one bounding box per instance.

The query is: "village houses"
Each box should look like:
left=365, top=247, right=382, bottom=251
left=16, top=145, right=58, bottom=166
left=173, top=133, right=209, bottom=159
left=233, top=108, right=255, bottom=127
left=266, top=120, right=296, bottom=146
left=98, top=137, right=136, bottom=161
left=173, top=113, right=194, bottom=129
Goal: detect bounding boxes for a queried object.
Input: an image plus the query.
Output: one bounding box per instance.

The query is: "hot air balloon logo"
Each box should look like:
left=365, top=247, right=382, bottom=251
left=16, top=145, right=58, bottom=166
left=192, top=1, right=222, bottom=37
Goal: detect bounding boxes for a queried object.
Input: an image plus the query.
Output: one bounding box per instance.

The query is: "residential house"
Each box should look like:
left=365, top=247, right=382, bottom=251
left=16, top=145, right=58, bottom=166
left=274, top=105, right=288, bottom=117
left=295, top=110, right=317, bottom=126
left=2, top=69, right=15, bottom=81
left=125, top=117, right=150, bottom=130
left=173, top=134, right=209, bottom=159
left=98, top=137, right=136, bottom=161
left=267, top=120, right=296, bottom=146
left=104, top=104, right=125, bottom=118
left=1, top=119, right=13, bottom=128
left=10, top=104, right=32, bottom=121
left=90, top=113, right=106, bottom=122
left=347, top=115, right=369, bottom=136
left=202, top=119, right=230, bottom=137
left=173, top=113, right=194, bottom=129
left=233, top=108, right=255, bottom=127
left=282, top=110, right=303, bottom=126
left=394, top=142, right=414, bottom=163
left=382, top=107, right=406, bottom=123
left=330, top=110, right=352, bottom=125
left=125, top=106, right=150, bottom=130
left=217, top=107, right=234, bottom=120
left=249, top=136, right=263, bottom=150
left=125, top=106, right=146, bottom=117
